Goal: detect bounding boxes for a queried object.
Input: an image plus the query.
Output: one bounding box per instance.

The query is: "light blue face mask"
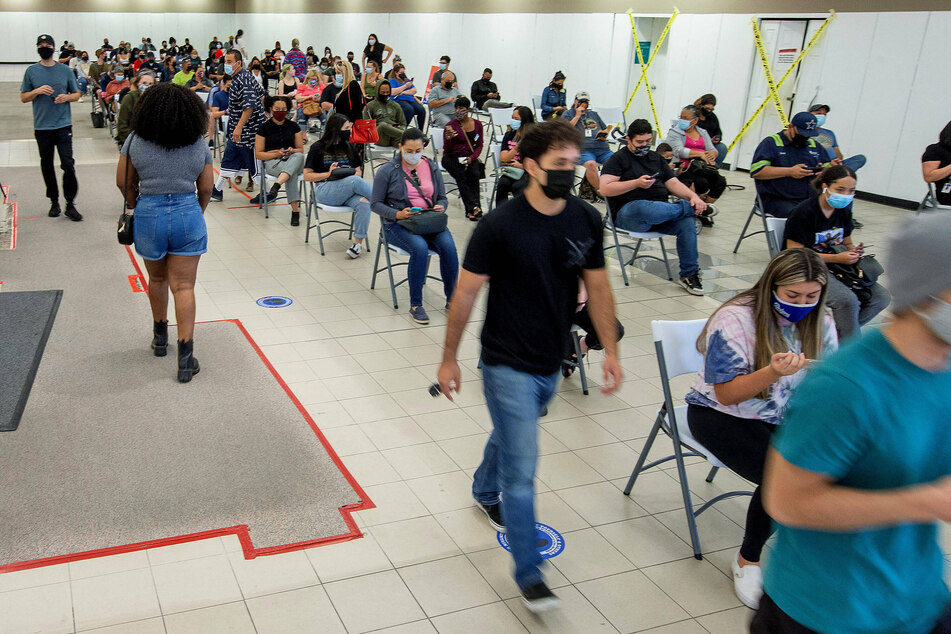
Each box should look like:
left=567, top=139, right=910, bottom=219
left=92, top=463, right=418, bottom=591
left=438, top=62, right=447, bottom=70
left=676, top=119, right=691, bottom=131
left=510, top=119, right=521, bottom=130
left=814, top=114, right=826, bottom=127
left=223, top=63, right=233, bottom=75
left=334, top=74, right=343, bottom=87
left=824, top=187, right=854, bottom=209
left=772, top=290, right=819, bottom=323
left=403, top=151, right=423, bottom=165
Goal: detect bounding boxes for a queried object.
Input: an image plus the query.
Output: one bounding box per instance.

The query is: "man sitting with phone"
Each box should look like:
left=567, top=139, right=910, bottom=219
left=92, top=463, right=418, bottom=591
left=561, top=91, right=613, bottom=201
left=601, top=119, right=708, bottom=296
left=750, top=111, right=832, bottom=218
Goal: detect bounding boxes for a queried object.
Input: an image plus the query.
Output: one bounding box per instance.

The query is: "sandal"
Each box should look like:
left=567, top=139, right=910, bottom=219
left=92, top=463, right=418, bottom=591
left=467, top=208, right=484, bottom=221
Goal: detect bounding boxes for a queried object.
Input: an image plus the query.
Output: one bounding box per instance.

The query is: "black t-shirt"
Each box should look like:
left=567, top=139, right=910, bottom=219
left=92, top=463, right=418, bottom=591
left=334, top=81, right=365, bottom=123
left=783, top=194, right=854, bottom=250
left=922, top=143, right=951, bottom=205
left=305, top=140, right=361, bottom=172
left=697, top=111, right=722, bottom=140
left=320, top=83, right=340, bottom=105
left=463, top=194, right=606, bottom=374
left=256, top=119, right=302, bottom=152
left=181, top=43, right=193, bottom=54
left=601, top=147, right=677, bottom=217
left=363, top=42, right=385, bottom=66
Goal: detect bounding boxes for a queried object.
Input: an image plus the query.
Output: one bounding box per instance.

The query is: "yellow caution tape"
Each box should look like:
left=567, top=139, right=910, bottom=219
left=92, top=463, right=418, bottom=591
left=751, top=17, right=789, bottom=127
left=725, top=11, right=836, bottom=156
left=624, top=8, right=679, bottom=114
left=627, top=12, right=662, bottom=132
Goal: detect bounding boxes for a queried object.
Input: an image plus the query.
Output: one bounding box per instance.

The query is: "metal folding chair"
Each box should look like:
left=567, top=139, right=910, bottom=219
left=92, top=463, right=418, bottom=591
left=765, top=217, right=788, bottom=258
left=304, top=183, right=373, bottom=255
left=370, top=222, right=441, bottom=310
left=623, top=319, right=753, bottom=560
left=603, top=202, right=673, bottom=287
left=917, top=182, right=951, bottom=213
left=733, top=195, right=771, bottom=253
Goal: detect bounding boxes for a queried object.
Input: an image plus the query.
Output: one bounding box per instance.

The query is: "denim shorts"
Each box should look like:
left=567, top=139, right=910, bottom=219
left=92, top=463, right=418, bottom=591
left=580, top=149, right=614, bottom=165
left=133, top=193, right=207, bottom=261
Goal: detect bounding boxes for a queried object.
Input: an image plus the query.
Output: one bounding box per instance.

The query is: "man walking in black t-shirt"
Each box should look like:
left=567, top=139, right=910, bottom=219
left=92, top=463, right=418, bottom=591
left=437, top=119, right=624, bottom=613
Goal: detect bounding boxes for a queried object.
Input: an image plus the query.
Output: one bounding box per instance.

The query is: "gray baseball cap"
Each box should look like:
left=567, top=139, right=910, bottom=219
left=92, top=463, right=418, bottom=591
left=887, top=212, right=951, bottom=311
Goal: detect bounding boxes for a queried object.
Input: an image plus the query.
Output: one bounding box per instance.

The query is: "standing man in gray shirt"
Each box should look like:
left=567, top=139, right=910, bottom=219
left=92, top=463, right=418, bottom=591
left=20, top=34, right=83, bottom=220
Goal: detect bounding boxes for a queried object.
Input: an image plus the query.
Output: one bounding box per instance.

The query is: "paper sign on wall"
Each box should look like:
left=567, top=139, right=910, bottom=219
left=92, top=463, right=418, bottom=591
left=777, top=48, right=799, bottom=64
left=638, top=41, right=651, bottom=65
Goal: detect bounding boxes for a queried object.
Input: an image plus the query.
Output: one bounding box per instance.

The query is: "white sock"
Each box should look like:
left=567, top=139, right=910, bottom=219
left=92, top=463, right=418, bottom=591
left=214, top=175, right=228, bottom=190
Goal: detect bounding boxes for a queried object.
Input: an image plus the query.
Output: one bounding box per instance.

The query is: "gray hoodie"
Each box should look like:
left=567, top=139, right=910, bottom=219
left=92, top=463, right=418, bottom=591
left=664, top=124, right=715, bottom=163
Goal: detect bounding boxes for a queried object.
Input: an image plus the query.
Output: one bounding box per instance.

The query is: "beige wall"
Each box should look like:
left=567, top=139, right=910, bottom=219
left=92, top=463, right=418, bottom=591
left=1, top=0, right=944, bottom=12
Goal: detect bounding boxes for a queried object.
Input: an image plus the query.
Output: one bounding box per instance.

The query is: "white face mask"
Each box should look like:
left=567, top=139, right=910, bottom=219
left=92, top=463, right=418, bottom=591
left=917, top=296, right=951, bottom=347
left=403, top=151, right=423, bottom=165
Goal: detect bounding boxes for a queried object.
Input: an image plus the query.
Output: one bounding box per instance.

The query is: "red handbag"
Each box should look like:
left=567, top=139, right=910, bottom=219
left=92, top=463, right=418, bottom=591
left=349, top=89, right=379, bottom=144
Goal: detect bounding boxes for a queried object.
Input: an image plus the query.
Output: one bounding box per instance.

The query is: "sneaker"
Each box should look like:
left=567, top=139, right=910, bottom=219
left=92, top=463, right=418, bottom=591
left=853, top=218, right=864, bottom=229
left=48, top=201, right=61, bottom=217
left=78, top=96, right=85, bottom=103
left=246, top=180, right=255, bottom=192
left=476, top=501, right=505, bottom=532
left=731, top=552, right=763, bottom=610
left=210, top=187, right=223, bottom=202
left=698, top=215, right=715, bottom=228
left=520, top=582, right=561, bottom=614
left=346, top=242, right=362, bottom=259
left=290, top=211, right=300, bottom=227
left=409, top=305, right=430, bottom=325
left=701, top=203, right=719, bottom=217
left=679, top=273, right=704, bottom=296
left=234, top=175, right=243, bottom=185
left=64, top=203, right=83, bottom=221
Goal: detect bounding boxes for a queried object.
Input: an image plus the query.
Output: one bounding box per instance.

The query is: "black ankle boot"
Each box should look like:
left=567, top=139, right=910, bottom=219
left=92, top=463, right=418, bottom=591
left=152, top=320, right=168, bottom=356
left=177, top=339, right=200, bottom=383
left=269, top=182, right=282, bottom=198
left=290, top=211, right=300, bottom=226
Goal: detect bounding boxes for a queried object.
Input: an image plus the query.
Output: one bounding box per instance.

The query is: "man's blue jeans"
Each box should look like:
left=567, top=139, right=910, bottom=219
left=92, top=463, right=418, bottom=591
left=842, top=155, right=867, bottom=172
left=473, top=363, right=560, bottom=590
left=614, top=199, right=699, bottom=278
left=383, top=223, right=458, bottom=307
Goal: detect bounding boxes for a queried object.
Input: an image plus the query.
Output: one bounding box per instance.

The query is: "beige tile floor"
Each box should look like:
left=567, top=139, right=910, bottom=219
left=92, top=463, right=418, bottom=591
left=0, top=89, right=939, bottom=633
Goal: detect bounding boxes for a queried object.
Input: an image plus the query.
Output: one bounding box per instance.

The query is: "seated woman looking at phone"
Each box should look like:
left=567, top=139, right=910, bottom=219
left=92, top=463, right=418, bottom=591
left=686, top=247, right=837, bottom=611
left=370, top=128, right=459, bottom=325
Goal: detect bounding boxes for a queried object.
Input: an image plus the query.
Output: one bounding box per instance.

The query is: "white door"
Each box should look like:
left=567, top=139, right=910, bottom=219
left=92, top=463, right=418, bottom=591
left=733, top=19, right=824, bottom=171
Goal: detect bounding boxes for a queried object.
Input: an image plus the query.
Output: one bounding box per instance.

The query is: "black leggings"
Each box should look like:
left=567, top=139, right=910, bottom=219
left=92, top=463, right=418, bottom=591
left=681, top=169, right=727, bottom=199
left=495, top=173, right=528, bottom=205
left=441, top=155, right=482, bottom=214
left=686, top=404, right=774, bottom=563
left=563, top=305, right=625, bottom=357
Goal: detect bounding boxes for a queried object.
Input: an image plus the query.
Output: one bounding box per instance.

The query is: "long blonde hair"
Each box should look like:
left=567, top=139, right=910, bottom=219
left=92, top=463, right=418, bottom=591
left=335, top=60, right=355, bottom=86
left=697, top=248, right=830, bottom=398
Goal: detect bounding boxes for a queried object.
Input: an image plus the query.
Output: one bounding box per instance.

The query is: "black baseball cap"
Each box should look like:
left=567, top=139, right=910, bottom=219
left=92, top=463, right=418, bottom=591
left=37, top=34, right=54, bottom=46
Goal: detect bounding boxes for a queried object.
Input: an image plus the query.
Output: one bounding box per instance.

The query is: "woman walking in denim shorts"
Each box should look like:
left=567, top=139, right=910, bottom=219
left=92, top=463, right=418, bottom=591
left=116, top=82, right=213, bottom=383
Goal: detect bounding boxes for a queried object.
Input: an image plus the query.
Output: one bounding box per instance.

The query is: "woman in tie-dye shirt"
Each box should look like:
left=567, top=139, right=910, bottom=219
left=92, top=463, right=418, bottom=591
left=684, top=248, right=838, bottom=610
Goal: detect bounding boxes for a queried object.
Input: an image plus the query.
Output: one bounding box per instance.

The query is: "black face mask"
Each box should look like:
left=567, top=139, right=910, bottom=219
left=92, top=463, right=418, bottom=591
left=398, top=73, right=407, bottom=81
left=341, top=129, right=351, bottom=142
left=37, top=47, right=54, bottom=60
left=540, top=169, right=574, bottom=200
left=442, top=81, right=452, bottom=89
left=791, top=134, right=809, bottom=147
left=378, top=93, right=390, bottom=103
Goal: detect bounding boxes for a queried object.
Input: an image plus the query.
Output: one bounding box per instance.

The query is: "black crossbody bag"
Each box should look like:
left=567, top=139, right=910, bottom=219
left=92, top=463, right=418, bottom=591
left=396, top=167, right=448, bottom=236
left=117, top=136, right=135, bottom=245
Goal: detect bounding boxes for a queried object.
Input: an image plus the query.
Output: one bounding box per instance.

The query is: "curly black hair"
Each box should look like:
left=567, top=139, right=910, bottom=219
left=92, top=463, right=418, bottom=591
left=131, top=82, right=208, bottom=149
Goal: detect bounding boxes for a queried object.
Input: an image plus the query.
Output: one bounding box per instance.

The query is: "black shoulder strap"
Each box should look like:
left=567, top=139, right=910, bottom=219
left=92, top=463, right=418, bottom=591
left=399, top=163, right=433, bottom=209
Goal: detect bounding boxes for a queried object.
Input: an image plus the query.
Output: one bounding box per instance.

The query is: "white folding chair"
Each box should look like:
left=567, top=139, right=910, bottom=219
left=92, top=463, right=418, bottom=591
left=603, top=202, right=673, bottom=286
left=623, top=319, right=753, bottom=560
left=427, top=127, right=459, bottom=197
left=765, top=217, right=788, bottom=258
left=733, top=194, right=771, bottom=253
left=304, top=183, right=373, bottom=255
left=370, top=222, right=441, bottom=310
left=366, top=144, right=397, bottom=177
left=487, top=143, right=504, bottom=210
left=531, top=94, right=544, bottom=122
left=917, top=182, right=951, bottom=213
left=257, top=159, right=307, bottom=220
left=486, top=106, right=514, bottom=145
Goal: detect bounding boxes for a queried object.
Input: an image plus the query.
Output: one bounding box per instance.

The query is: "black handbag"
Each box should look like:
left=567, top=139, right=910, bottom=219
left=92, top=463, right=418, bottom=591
left=458, top=120, right=486, bottom=179
left=327, top=167, right=356, bottom=181
left=396, top=168, right=448, bottom=235
left=91, top=110, right=105, bottom=128
left=117, top=138, right=135, bottom=245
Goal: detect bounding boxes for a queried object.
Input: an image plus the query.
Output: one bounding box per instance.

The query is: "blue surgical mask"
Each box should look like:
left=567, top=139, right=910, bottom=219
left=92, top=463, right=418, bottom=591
left=438, top=62, right=447, bottom=70
left=824, top=188, right=854, bottom=209
left=676, top=119, right=691, bottom=131
left=510, top=119, right=521, bottom=130
left=814, top=114, right=826, bottom=127
left=772, top=291, right=819, bottom=323
left=115, top=74, right=124, bottom=81
left=334, top=75, right=343, bottom=87
left=403, top=151, right=423, bottom=165
left=223, top=63, right=233, bottom=75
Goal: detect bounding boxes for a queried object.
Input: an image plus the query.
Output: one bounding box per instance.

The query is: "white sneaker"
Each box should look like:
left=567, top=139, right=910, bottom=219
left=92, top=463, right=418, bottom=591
left=78, top=96, right=85, bottom=103
left=731, top=551, right=763, bottom=609
left=346, top=242, right=362, bottom=259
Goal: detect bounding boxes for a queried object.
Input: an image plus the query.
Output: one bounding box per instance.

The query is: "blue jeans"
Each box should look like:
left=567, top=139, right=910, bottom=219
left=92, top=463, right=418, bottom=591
left=713, top=142, right=728, bottom=168
left=397, top=98, right=426, bottom=129
left=383, top=223, right=458, bottom=306
left=473, top=364, right=560, bottom=590
left=133, top=193, right=207, bottom=261
left=614, top=199, right=699, bottom=278
left=314, top=175, right=372, bottom=240
left=842, top=155, right=866, bottom=172
left=77, top=77, right=89, bottom=93
left=580, top=149, right=614, bottom=165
